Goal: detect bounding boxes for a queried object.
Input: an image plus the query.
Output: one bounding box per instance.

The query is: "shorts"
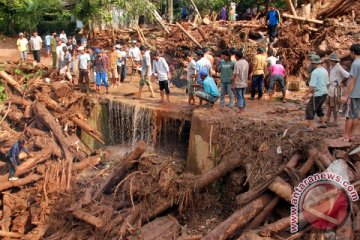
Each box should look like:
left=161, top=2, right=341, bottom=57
left=20, top=51, right=27, bottom=59
left=346, top=98, right=360, bottom=119
left=159, top=80, right=170, bottom=94
left=109, top=68, right=119, bottom=79
left=187, top=79, right=195, bottom=95
left=305, top=94, right=327, bottom=120
left=268, top=74, right=286, bottom=93
left=140, top=76, right=151, bottom=87
left=96, top=72, right=109, bottom=87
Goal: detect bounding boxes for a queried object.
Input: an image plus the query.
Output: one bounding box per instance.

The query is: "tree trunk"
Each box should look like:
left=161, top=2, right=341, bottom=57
left=0, top=71, right=23, bottom=94
left=246, top=197, right=280, bottom=229
left=202, top=194, right=272, bottom=240
left=0, top=174, right=43, bottom=192
left=72, top=210, right=105, bottom=228
left=268, top=177, right=293, bottom=202
left=259, top=216, right=291, bottom=237
left=70, top=116, right=104, bottom=144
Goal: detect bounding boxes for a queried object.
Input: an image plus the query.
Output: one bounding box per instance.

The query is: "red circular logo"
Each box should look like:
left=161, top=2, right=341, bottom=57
left=300, top=182, right=350, bottom=230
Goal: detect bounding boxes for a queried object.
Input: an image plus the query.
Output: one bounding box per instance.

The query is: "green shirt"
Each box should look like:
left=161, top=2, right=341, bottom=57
left=219, top=60, right=235, bottom=83
left=50, top=37, right=57, bottom=53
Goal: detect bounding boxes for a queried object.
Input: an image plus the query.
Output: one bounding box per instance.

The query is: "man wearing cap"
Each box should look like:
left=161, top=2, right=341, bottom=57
left=129, top=40, right=141, bottom=82
left=116, top=44, right=127, bottom=83
left=302, top=55, right=329, bottom=130
left=17, top=33, right=28, bottom=63
left=59, top=46, right=73, bottom=83
left=194, top=69, right=220, bottom=107
left=139, top=45, right=155, bottom=98
left=77, top=46, right=91, bottom=92
left=341, top=44, right=360, bottom=142
left=250, top=48, right=267, bottom=100
left=325, top=52, right=349, bottom=126
left=29, top=31, right=42, bottom=63
left=266, top=4, right=281, bottom=43
left=109, top=46, right=120, bottom=86
left=93, top=48, right=110, bottom=94
left=153, top=51, right=171, bottom=104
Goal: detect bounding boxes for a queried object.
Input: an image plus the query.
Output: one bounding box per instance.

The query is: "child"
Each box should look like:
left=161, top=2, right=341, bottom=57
left=184, top=51, right=196, bottom=105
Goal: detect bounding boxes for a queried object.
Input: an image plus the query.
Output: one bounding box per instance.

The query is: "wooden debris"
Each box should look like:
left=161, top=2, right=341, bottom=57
left=283, top=13, right=324, bottom=24
left=140, top=216, right=181, bottom=240
left=72, top=210, right=105, bottom=228
left=175, top=22, right=203, bottom=48
left=0, top=70, right=23, bottom=94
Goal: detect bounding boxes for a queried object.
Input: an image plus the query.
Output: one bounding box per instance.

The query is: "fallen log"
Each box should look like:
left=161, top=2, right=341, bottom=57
left=94, top=141, right=147, bottom=198
left=72, top=210, right=105, bottom=228
left=247, top=197, right=280, bottom=229
left=0, top=230, right=23, bottom=239
left=6, top=95, right=30, bottom=106
left=0, top=174, right=43, bottom=191
left=202, top=194, right=272, bottom=240
left=282, top=13, right=323, bottom=24
left=71, top=116, right=105, bottom=144
left=73, top=155, right=101, bottom=172
left=52, top=81, right=70, bottom=98
left=175, top=22, right=202, bottom=48
left=140, top=216, right=181, bottom=240
left=197, top=27, right=208, bottom=41
left=0, top=70, right=23, bottom=94
left=259, top=216, right=290, bottom=237
left=12, top=211, right=30, bottom=234
left=1, top=193, right=12, bottom=233
left=268, top=177, right=292, bottom=202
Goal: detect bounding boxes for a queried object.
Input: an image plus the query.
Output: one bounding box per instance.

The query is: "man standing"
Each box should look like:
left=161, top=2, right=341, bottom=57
left=266, top=4, right=281, bottom=43
left=77, top=46, right=91, bottom=92
left=139, top=46, right=155, bottom=98
left=51, top=32, right=58, bottom=69
left=325, top=53, right=349, bottom=126
left=60, top=30, right=67, bottom=43
left=218, top=50, right=235, bottom=108
left=194, top=69, right=220, bottom=108
left=44, top=32, right=51, bottom=57
left=56, top=40, right=66, bottom=71
left=221, top=6, right=227, bottom=21
left=184, top=51, right=196, bottom=105
left=268, top=60, right=287, bottom=102
left=30, top=32, right=42, bottom=63
left=117, top=45, right=127, bottom=83
left=59, top=46, right=73, bottom=83
left=229, top=2, right=236, bottom=21
left=302, top=55, right=329, bottom=131
left=6, top=139, right=32, bottom=181
left=341, top=44, right=360, bottom=142
left=181, top=3, right=187, bottom=20
left=153, top=51, right=171, bottom=104
left=17, top=33, right=28, bottom=63
left=109, top=46, right=120, bottom=86
left=233, top=50, right=249, bottom=113
left=129, top=40, right=141, bottom=82
left=250, top=48, right=267, bottom=100
left=93, top=49, right=110, bottom=94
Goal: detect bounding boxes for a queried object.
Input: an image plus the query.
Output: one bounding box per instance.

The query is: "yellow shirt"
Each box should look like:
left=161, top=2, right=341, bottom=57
left=17, top=38, right=28, bottom=52
left=109, top=51, right=120, bottom=68
left=253, top=54, right=267, bottom=75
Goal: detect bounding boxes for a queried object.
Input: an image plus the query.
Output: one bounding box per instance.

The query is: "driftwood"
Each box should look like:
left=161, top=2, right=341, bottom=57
left=247, top=197, right=280, bottom=229
left=73, top=155, right=101, bottom=172
left=94, top=141, right=147, bottom=198
left=176, top=22, right=202, bottom=48
left=0, top=174, right=43, bottom=191
left=1, top=193, right=12, bottom=234
left=268, top=177, right=292, bottom=202
left=259, top=216, right=290, bottom=237
left=202, top=194, right=272, bottom=240
left=0, top=70, right=23, bottom=94
left=71, top=116, right=105, bottom=144
left=52, top=81, right=70, bottom=98
left=282, top=13, right=323, bottom=24
left=72, top=210, right=105, bottom=228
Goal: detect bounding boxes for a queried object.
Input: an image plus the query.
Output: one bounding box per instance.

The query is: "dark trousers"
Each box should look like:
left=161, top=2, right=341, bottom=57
left=79, top=69, right=90, bottom=90
left=5, top=156, right=18, bottom=178
left=305, top=94, right=328, bottom=120
left=117, top=65, right=126, bottom=82
left=32, top=50, right=41, bottom=63
left=268, top=24, right=278, bottom=43
left=251, top=74, right=264, bottom=99
left=52, top=52, right=57, bottom=69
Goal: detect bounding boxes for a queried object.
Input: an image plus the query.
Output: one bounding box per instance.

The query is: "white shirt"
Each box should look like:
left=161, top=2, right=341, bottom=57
left=129, top=47, right=141, bottom=61
left=116, top=50, right=127, bottom=66
left=266, top=56, right=278, bottom=67
left=30, top=36, right=43, bottom=51
left=60, top=33, right=67, bottom=42
left=153, top=57, right=170, bottom=81
left=78, top=53, right=91, bottom=70
left=56, top=44, right=66, bottom=61
left=234, top=59, right=249, bottom=88
left=328, top=63, right=350, bottom=97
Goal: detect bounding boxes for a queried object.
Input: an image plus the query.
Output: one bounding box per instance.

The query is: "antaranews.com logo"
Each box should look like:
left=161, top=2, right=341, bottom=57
left=290, top=172, right=359, bottom=233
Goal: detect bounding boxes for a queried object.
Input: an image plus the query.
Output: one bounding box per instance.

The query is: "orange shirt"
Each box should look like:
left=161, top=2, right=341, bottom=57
left=109, top=51, right=119, bottom=68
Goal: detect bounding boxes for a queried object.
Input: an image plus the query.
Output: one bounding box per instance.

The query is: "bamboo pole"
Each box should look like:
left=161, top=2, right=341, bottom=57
left=189, top=0, right=202, bottom=20
left=285, top=0, right=298, bottom=16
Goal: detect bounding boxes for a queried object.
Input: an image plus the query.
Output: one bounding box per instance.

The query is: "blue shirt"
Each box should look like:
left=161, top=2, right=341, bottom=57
left=309, top=66, right=329, bottom=97
left=203, top=76, right=220, bottom=97
left=267, top=10, right=280, bottom=26
left=45, top=35, right=51, bottom=46
left=349, top=58, right=360, bottom=98
left=7, top=142, right=29, bottom=166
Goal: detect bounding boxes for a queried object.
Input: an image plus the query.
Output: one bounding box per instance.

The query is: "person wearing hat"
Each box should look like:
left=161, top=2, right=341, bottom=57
left=116, top=44, right=127, bottom=83
left=109, top=46, right=120, bottom=86
left=129, top=40, right=141, bottom=82
left=305, top=51, right=317, bottom=83
left=341, top=44, right=360, bottom=142
left=93, top=48, right=110, bottom=94
left=77, top=46, right=91, bottom=92
left=152, top=51, right=171, bottom=104
left=324, top=52, right=349, bottom=126
left=266, top=4, right=281, bottom=43
left=17, top=32, right=28, bottom=63
left=302, top=55, right=329, bottom=131
left=139, top=45, right=155, bottom=98
left=59, top=46, right=73, bottom=83
left=193, top=68, right=220, bottom=108
left=250, top=47, right=267, bottom=100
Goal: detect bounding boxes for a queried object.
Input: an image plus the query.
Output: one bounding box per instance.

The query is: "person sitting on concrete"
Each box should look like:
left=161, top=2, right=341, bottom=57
left=6, top=139, right=32, bottom=181
left=194, top=69, right=220, bottom=108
